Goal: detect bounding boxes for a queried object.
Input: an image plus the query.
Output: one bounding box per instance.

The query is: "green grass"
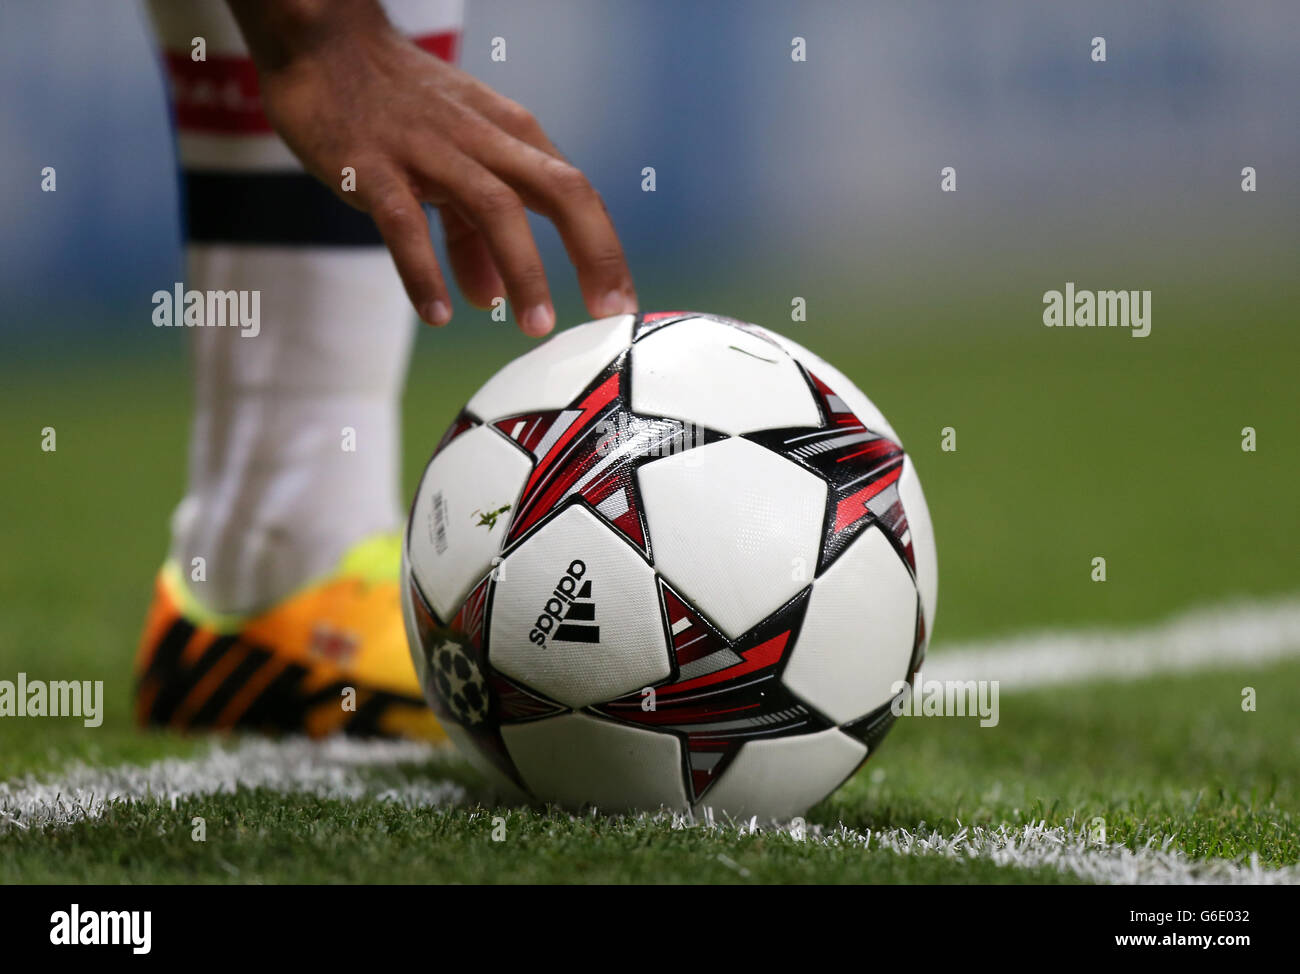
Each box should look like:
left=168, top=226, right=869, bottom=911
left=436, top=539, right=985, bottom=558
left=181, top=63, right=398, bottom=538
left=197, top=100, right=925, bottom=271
left=1, top=282, right=1297, bottom=882
left=3, top=659, right=1294, bottom=883
left=0, top=797, right=1083, bottom=884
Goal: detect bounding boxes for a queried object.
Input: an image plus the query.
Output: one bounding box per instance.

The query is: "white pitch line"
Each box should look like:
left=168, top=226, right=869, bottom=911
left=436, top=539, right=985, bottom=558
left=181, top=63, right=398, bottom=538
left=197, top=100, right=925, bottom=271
left=805, top=820, right=1299, bottom=885
left=2, top=738, right=1294, bottom=884
left=678, top=815, right=1299, bottom=885
left=925, top=595, right=1300, bottom=690
left=0, top=737, right=463, bottom=833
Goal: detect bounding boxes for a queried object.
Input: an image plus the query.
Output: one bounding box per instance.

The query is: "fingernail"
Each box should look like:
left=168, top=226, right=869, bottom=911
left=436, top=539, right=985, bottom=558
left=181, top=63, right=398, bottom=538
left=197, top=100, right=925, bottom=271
left=421, top=300, right=451, bottom=326
left=595, top=289, right=638, bottom=318
left=522, top=304, right=555, bottom=337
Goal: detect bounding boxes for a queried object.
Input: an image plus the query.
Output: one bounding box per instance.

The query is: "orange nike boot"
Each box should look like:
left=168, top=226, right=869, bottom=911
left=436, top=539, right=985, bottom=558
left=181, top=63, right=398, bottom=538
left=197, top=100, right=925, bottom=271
left=134, top=534, right=445, bottom=743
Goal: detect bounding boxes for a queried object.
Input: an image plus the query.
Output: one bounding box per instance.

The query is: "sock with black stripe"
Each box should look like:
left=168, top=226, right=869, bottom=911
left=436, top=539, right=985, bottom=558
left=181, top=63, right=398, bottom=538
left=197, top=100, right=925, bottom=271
left=147, top=0, right=464, bottom=615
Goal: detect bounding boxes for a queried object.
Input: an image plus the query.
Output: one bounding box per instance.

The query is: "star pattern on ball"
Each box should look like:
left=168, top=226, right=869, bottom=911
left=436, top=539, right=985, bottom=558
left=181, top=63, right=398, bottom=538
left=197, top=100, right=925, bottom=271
left=745, top=367, right=914, bottom=577
left=593, top=579, right=828, bottom=803
left=489, top=356, right=727, bottom=560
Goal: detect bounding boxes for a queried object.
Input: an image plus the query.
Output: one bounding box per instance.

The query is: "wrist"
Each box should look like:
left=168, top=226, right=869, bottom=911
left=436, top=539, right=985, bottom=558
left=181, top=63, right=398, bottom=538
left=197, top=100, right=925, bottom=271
left=225, top=0, right=393, bottom=73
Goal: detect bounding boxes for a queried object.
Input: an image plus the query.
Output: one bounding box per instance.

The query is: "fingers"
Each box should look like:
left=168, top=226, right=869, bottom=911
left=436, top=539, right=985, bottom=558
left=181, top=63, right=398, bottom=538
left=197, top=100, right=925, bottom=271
left=453, top=116, right=637, bottom=321
left=370, top=76, right=635, bottom=335
left=439, top=157, right=555, bottom=337
left=439, top=204, right=504, bottom=311
left=363, top=177, right=451, bottom=326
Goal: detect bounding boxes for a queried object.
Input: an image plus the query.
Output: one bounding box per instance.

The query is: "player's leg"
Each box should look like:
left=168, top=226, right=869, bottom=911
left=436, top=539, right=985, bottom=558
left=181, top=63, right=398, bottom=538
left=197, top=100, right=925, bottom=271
left=135, top=0, right=463, bottom=741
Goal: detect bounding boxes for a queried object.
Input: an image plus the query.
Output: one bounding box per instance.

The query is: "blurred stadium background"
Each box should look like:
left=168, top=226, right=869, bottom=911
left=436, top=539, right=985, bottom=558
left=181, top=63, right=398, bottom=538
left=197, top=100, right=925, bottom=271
left=3, top=0, right=1297, bottom=333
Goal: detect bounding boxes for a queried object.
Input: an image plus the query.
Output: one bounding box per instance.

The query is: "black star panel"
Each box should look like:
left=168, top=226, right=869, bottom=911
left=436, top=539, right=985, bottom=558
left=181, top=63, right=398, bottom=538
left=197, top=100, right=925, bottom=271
left=746, top=365, right=913, bottom=577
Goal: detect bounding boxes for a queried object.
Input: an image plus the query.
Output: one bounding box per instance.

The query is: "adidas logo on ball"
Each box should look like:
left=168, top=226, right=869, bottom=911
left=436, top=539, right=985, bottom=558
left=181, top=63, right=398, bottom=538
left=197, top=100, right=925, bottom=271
left=529, top=559, right=599, bottom=646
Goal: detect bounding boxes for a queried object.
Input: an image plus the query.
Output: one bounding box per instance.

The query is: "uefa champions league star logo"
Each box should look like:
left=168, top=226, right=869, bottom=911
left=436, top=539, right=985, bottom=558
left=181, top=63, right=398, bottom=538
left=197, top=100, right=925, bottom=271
left=430, top=640, right=489, bottom=726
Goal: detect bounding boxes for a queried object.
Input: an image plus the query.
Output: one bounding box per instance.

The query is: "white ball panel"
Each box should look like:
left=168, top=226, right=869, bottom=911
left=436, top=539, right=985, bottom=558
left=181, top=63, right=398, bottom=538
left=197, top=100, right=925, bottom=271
left=784, top=527, right=918, bottom=724
left=766, top=332, right=902, bottom=444
left=637, top=438, right=826, bottom=639
left=466, top=314, right=633, bottom=422
left=399, top=543, right=426, bottom=688
left=488, top=505, right=670, bottom=708
left=899, top=456, right=938, bottom=640
left=408, top=425, right=532, bottom=621
left=697, top=729, right=866, bottom=819
left=503, top=712, right=689, bottom=812
left=630, top=318, right=821, bottom=435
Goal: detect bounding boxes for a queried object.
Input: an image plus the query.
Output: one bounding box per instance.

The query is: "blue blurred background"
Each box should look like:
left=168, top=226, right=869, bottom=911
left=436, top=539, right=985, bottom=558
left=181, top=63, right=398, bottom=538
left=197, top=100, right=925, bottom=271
left=2, top=0, right=1296, bottom=351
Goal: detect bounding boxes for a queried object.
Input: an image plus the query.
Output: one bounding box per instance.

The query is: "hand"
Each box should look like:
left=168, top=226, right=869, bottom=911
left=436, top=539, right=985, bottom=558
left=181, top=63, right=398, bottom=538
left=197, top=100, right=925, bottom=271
left=227, top=0, right=637, bottom=335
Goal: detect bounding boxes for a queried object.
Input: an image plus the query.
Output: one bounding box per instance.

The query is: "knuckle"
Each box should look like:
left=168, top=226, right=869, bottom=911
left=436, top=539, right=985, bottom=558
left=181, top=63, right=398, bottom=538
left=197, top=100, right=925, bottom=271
left=499, top=97, right=539, bottom=133
left=546, top=159, right=594, bottom=200
left=586, top=245, right=627, bottom=276
left=507, top=261, right=548, bottom=295
left=369, top=190, right=419, bottom=233
left=472, top=182, right=523, bottom=220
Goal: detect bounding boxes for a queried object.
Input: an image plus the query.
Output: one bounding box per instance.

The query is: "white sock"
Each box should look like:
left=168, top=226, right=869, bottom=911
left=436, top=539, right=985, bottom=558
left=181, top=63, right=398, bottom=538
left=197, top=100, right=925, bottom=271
left=149, top=0, right=462, bottom=615
left=169, top=247, right=415, bottom=614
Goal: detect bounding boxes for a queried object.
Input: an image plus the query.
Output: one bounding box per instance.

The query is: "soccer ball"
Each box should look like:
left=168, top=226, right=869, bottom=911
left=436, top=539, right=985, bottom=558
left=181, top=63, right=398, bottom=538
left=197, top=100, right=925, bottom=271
left=401, top=311, right=937, bottom=819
